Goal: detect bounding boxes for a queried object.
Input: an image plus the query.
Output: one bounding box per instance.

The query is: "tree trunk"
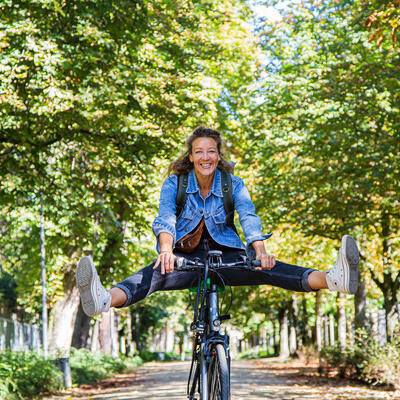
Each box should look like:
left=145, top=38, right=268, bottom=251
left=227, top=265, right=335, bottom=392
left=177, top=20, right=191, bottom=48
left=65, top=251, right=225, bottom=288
left=48, top=269, right=80, bottom=357
left=166, top=324, right=175, bottom=353
left=324, top=316, right=329, bottom=346
left=370, top=308, right=378, bottom=343
left=125, top=309, right=135, bottom=356
left=95, top=309, right=119, bottom=356
left=272, top=319, right=278, bottom=355
left=90, top=319, right=99, bottom=352
left=337, top=292, right=346, bottom=349
left=111, top=309, right=119, bottom=358
left=291, top=294, right=302, bottom=349
left=346, top=319, right=354, bottom=346
left=278, top=306, right=289, bottom=359
left=288, top=296, right=297, bottom=355
left=120, top=335, right=126, bottom=355
left=134, top=310, right=142, bottom=352
left=383, top=283, right=399, bottom=342
left=301, top=294, right=311, bottom=346
left=160, top=326, right=167, bottom=351
left=98, top=310, right=112, bottom=354
left=354, top=273, right=368, bottom=332
left=315, top=291, right=322, bottom=351
left=369, top=212, right=400, bottom=343
left=329, top=315, right=335, bottom=346
left=71, top=303, right=92, bottom=349
left=378, top=309, right=387, bottom=346
left=370, top=272, right=400, bottom=343
left=289, top=324, right=296, bottom=355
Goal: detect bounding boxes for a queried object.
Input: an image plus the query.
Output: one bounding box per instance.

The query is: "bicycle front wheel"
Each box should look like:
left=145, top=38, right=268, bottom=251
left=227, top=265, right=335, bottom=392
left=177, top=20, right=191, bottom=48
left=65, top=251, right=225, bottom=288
left=208, top=343, right=230, bottom=400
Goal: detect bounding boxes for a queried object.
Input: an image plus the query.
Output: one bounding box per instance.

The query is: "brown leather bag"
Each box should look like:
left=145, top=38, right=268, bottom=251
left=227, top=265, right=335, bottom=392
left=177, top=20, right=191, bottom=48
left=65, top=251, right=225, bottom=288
left=175, top=218, right=205, bottom=253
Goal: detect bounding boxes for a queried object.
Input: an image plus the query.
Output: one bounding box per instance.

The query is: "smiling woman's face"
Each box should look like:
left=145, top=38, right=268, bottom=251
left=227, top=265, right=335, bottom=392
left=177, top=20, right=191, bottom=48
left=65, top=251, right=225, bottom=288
left=189, top=137, right=221, bottom=179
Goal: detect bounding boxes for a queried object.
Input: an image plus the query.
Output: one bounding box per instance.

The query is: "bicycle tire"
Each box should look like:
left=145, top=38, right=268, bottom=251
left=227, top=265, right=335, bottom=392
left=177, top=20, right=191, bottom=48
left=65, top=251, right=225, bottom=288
left=208, top=343, right=230, bottom=400
left=188, top=357, right=201, bottom=400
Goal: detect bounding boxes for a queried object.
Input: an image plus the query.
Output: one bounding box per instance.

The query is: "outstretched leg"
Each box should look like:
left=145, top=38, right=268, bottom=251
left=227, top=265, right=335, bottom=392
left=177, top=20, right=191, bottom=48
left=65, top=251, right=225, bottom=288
left=109, top=287, right=127, bottom=308
left=221, top=235, right=359, bottom=294
left=76, top=256, right=198, bottom=316
left=76, top=256, right=112, bottom=316
left=76, top=257, right=131, bottom=316
left=76, top=235, right=360, bottom=316
left=325, top=234, right=359, bottom=294
left=283, top=234, right=359, bottom=293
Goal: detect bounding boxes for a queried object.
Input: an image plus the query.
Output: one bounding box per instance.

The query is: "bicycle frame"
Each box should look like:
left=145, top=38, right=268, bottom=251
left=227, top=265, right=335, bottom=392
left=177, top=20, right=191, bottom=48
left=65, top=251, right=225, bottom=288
left=176, top=250, right=260, bottom=400
left=180, top=250, right=225, bottom=400
left=176, top=250, right=259, bottom=400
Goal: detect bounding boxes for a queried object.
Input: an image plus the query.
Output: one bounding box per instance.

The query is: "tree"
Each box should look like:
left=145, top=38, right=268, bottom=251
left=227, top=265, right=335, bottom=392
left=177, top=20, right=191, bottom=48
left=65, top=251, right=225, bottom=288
left=0, top=0, right=261, bottom=358
left=243, top=0, right=399, bottom=341
left=358, top=0, right=400, bottom=47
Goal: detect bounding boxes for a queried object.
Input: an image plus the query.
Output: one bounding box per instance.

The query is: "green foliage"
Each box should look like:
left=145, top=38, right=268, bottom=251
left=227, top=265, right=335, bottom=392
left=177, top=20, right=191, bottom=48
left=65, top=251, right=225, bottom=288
left=0, top=0, right=261, bottom=333
left=139, top=350, right=180, bottom=362
left=239, top=0, right=400, bottom=339
left=69, top=348, right=142, bottom=386
left=0, top=351, right=62, bottom=399
left=0, top=348, right=142, bottom=397
left=320, top=331, right=400, bottom=389
left=0, top=381, right=12, bottom=400
left=249, top=1, right=400, bottom=239
left=1, top=0, right=398, bottom=367
left=359, top=0, right=400, bottom=47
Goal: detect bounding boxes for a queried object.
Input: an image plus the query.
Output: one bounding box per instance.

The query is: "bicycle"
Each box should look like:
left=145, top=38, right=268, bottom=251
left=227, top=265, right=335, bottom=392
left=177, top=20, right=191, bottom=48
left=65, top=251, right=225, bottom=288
left=175, top=249, right=260, bottom=400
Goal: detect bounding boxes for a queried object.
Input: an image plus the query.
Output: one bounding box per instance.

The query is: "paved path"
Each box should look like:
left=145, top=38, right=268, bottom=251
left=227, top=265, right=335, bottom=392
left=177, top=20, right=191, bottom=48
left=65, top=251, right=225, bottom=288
left=47, top=359, right=399, bottom=400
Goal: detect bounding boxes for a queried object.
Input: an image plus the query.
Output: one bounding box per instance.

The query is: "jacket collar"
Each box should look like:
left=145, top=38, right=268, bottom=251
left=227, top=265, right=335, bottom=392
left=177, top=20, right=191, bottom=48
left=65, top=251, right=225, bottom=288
left=187, top=168, right=223, bottom=198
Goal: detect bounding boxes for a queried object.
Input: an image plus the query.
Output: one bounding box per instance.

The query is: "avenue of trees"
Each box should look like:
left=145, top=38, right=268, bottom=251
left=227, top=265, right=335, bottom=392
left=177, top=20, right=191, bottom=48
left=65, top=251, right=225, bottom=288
left=0, top=0, right=399, bottom=386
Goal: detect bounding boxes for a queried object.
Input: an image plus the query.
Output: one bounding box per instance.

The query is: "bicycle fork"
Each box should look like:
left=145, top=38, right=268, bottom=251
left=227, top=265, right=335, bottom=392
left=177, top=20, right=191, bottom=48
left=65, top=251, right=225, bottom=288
left=201, top=284, right=232, bottom=400
left=200, top=342, right=208, bottom=400
left=192, top=284, right=217, bottom=400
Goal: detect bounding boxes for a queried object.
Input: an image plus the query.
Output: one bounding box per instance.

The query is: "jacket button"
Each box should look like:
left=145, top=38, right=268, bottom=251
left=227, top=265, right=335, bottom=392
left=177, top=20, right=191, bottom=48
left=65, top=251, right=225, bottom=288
left=200, top=210, right=203, bottom=214
left=185, top=228, right=188, bottom=232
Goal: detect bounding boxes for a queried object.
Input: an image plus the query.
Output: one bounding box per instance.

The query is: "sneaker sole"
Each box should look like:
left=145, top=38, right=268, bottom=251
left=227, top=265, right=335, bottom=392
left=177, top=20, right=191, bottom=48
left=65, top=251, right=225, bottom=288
left=343, top=235, right=359, bottom=294
left=76, top=256, right=99, bottom=317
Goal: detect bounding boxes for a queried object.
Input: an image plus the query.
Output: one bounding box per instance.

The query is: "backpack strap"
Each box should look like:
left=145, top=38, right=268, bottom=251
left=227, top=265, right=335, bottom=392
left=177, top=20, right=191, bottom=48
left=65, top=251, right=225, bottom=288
left=220, top=170, right=237, bottom=233
left=176, top=174, right=188, bottom=219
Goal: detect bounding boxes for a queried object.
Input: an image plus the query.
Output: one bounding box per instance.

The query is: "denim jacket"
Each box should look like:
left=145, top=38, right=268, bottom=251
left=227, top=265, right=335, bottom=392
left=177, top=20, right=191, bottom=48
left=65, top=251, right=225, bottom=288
left=152, top=168, right=272, bottom=252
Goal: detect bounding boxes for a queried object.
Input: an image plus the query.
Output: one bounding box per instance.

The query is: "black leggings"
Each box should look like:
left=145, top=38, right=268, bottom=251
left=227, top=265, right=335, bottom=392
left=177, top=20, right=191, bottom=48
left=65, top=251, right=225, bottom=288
left=114, top=245, right=316, bottom=308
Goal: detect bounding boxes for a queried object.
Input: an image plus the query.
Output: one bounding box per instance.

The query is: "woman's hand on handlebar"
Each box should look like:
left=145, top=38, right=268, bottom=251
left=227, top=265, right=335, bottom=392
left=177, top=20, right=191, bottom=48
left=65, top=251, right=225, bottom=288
left=153, top=250, right=176, bottom=274
left=155, top=233, right=176, bottom=274
left=256, top=253, right=276, bottom=270
left=251, top=240, right=276, bottom=271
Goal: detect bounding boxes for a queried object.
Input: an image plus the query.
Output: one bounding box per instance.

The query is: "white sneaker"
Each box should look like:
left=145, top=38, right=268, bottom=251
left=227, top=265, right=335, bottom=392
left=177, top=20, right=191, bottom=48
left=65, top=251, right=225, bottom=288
left=326, top=235, right=359, bottom=294
left=76, top=256, right=111, bottom=316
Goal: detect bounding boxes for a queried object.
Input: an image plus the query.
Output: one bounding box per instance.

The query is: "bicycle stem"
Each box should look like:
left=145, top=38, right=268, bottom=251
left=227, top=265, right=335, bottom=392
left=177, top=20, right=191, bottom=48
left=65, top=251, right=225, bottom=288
left=209, top=283, right=220, bottom=333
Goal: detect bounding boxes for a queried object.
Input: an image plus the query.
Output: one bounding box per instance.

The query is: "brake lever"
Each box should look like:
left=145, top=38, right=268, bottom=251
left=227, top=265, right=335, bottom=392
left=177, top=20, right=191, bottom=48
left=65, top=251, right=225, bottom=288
left=238, top=253, right=260, bottom=269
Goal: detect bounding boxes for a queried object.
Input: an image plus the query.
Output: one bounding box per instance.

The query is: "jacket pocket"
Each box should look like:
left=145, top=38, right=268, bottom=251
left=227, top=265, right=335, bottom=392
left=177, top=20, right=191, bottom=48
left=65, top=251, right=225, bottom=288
left=211, top=207, right=226, bottom=232
left=178, top=206, right=195, bottom=231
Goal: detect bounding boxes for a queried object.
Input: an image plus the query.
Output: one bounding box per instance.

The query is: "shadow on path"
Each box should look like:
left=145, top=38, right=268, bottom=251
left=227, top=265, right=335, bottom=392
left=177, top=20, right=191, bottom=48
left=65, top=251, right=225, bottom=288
left=45, top=358, right=399, bottom=400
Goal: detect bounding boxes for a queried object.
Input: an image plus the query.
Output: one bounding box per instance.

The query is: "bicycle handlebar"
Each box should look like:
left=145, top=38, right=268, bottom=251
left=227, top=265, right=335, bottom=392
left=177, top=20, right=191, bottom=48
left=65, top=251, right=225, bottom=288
left=174, top=256, right=261, bottom=271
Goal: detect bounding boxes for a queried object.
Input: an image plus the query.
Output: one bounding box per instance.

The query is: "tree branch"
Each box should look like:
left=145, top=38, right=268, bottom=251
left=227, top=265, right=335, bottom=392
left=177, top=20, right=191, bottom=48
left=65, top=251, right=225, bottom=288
left=368, top=265, right=384, bottom=291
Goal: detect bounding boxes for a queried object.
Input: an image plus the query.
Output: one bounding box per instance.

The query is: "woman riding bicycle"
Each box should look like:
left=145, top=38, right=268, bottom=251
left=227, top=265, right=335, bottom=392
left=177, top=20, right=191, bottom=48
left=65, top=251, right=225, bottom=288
left=76, top=127, right=359, bottom=316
